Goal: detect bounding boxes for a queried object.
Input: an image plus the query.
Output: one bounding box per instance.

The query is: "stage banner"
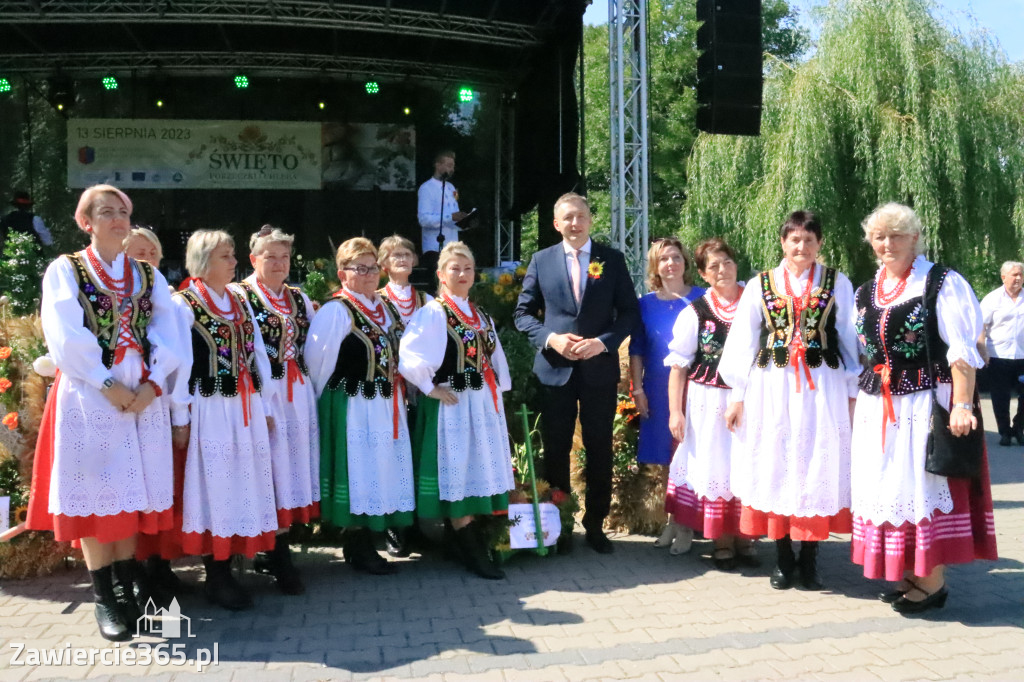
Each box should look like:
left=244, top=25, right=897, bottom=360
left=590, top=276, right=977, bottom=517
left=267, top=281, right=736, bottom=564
left=67, top=119, right=322, bottom=189
left=322, top=123, right=416, bottom=191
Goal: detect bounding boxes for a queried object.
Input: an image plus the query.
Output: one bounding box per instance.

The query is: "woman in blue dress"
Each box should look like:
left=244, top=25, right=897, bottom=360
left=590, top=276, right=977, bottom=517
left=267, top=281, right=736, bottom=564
left=629, top=237, right=705, bottom=553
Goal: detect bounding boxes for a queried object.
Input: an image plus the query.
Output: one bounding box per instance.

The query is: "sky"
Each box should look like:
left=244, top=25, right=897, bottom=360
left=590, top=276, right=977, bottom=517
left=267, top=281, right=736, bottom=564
left=583, top=0, right=1024, bottom=63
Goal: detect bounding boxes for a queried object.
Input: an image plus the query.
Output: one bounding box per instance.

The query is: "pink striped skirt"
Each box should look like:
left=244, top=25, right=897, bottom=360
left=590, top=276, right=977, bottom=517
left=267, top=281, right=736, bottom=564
left=666, top=479, right=750, bottom=539
left=851, top=452, right=998, bottom=581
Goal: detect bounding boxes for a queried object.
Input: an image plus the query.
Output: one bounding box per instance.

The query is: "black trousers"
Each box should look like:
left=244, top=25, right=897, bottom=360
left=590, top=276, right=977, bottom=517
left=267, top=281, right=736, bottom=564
left=540, top=372, right=617, bottom=530
left=988, top=357, right=1024, bottom=436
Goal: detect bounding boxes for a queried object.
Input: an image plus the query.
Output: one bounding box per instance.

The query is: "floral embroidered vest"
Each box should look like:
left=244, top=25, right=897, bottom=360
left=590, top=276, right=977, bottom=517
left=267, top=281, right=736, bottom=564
left=176, top=288, right=262, bottom=397
left=67, top=253, right=154, bottom=369
left=855, top=266, right=951, bottom=395
left=431, top=299, right=499, bottom=392
left=324, top=297, right=403, bottom=399
left=238, top=281, right=310, bottom=380
left=756, top=267, right=841, bottom=371
left=688, top=296, right=731, bottom=388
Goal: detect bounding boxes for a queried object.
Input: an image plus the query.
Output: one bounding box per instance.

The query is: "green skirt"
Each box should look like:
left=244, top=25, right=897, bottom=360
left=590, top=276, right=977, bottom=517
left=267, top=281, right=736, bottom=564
left=412, top=396, right=509, bottom=519
left=318, top=389, right=414, bottom=532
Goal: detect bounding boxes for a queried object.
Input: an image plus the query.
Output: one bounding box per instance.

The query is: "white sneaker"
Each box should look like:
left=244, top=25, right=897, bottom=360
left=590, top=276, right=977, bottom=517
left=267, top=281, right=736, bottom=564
left=669, top=526, right=694, bottom=555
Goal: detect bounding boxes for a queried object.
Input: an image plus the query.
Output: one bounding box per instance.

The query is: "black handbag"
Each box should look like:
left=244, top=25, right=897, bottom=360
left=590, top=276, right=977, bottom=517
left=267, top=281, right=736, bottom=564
left=921, top=266, right=983, bottom=479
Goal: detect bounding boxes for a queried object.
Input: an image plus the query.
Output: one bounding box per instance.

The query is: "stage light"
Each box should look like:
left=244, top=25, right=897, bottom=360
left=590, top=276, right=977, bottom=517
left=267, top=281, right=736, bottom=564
left=156, top=99, right=164, bottom=108
left=458, top=87, right=474, bottom=103
left=365, top=80, right=379, bottom=95
left=403, top=107, right=411, bottom=115
left=234, top=74, right=249, bottom=89
left=318, top=101, right=326, bottom=110
left=49, top=76, right=76, bottom=112
left=102, top=76, right=118, bottom=90
left=0, top=78, right=11, bottom=93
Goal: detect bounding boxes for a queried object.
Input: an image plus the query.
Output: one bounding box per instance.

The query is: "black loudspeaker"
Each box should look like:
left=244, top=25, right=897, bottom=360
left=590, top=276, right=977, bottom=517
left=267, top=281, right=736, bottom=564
left=696, top=0, right=763, bottom=136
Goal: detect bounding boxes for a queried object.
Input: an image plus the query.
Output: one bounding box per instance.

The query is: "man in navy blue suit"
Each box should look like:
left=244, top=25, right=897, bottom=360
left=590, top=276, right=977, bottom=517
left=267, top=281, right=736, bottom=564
left=514, top=193, right=640, bottom=553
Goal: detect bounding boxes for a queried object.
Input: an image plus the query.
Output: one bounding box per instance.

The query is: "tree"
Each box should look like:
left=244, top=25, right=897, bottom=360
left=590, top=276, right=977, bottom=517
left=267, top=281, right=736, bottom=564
left=680, top=0, right=1024, bottom=291
left=582, top=0, right=808, bottom=241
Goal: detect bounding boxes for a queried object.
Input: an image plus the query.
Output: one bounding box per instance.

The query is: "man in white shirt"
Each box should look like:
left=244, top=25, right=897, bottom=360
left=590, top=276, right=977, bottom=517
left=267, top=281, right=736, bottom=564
left=980, top=260, right=1024, bottom=445
left=416, top=151, right=469, bottom=257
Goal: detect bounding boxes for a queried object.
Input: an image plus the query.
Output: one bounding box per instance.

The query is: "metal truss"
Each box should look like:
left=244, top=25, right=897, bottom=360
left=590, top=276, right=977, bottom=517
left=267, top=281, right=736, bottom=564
left=0, top=1, right=541, bottom=49
left=608, top=0, right=649, bottom=292
left=493, top=92, right=517, bottom=265
left=0, top=51, right=503, bottom=85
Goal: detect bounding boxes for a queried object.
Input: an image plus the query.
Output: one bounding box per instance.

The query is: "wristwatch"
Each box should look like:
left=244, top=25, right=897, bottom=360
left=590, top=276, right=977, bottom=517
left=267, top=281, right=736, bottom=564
left=101, top=377, right=115, bottom=390
left=952, top=402, right=974, bottom=411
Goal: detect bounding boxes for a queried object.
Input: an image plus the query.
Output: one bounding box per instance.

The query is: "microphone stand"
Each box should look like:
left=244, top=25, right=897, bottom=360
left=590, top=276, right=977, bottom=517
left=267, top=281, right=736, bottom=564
left=437, top=173, right=448, bottom=252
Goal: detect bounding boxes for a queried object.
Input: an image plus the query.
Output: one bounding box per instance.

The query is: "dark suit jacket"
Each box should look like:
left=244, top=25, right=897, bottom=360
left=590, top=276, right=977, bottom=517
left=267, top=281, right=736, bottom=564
left=514, top=240, right=640, bottom=387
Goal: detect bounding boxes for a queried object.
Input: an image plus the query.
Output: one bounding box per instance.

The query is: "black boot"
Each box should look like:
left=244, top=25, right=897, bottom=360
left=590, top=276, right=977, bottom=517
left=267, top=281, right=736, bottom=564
left=253, top=533, right=305, bottom=595
left=112, top=559, right=145, bottom=634
left=90, top=566, right=131, bottom=642
left=385, top=528, right=411, bottom=558
left=454, top=522, right=505, bottom=580
left=202, top=555, right=253, bottom=611
left=342, top=528, right=397, bottom=575
left=145, top=556, right=190, bottom=608
left=769, top=536, right=797, bottom=590
left=797, top=540, right=824, bottom=590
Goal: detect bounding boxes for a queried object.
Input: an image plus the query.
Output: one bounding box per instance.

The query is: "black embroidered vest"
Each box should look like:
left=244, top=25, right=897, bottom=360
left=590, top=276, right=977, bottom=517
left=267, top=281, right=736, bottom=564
left=756, top=267, right=842, bottom=370
left=67, top=253, right=154, bottom=368
left=324, top=296, right=403, bottom=399
left=855, top=266, right=952, bottom=396
left=176, top=288, right=262, bottom=397
left=238, top=281, right=310, bottom=380
left=431, top=298, right=498, bottom=392
left=688, top=296, right=731, bottom=388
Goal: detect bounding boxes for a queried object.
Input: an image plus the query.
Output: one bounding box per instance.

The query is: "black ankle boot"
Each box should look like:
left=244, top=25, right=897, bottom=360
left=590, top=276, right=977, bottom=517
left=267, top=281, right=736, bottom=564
left=144, top=556, right=189, bottom=608
left=342, top=529, right=396, bottom=575
left=454, top=522, right=504, bottom=580
left=202, top=555, right=254, bottom=611
left=90, top=566, right=131, bottom=642
left=112, top=559, right=145, bottom=634
left=797, top=540, right=824, bottom=590
left=253, top=533, right=305, bottom=595
left=770, top=536, right=797, bottom=590
left=385, top=527, right=411, bottom=558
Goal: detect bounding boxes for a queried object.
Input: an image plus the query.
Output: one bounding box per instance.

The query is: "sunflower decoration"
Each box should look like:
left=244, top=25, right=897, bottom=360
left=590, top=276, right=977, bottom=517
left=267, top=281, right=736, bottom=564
left=13, top=505, right=27, bottom=524
left=498, top=273, right=514, bottom=286
left=587, top=260, right=604, bottom=280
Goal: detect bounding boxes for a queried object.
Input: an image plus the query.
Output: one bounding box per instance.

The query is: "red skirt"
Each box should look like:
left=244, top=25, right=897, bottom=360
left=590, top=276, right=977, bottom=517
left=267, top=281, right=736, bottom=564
left=666, top=480, right=749, bottom=539
left=26, top=373, right=173, bottom=545
left=851, top=451, right=998, bottom=581
left=740, top=507, right=853, bottom=542
left=136, top=442, right=188, bottom=560
left=181, top=530, right=277, bottom=561
left=277, top=502, right=320, bottom=528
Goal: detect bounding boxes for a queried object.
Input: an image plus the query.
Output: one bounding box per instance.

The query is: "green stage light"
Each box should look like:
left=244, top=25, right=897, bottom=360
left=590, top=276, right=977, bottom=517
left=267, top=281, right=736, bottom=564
left=102, top=76, right=118, bottom=90
left=0, top=78, right=11, bottom=93
left=365, top=80, right=379, bottom=95
left=403, top=107, right=411, bottom=115
left=155, top=99, right=164, bottom=108
left=458, top=87, right=474, bottom=103
left=318, top=101, right=326, bottom=110
left=234, top=74, right=249, bottom=89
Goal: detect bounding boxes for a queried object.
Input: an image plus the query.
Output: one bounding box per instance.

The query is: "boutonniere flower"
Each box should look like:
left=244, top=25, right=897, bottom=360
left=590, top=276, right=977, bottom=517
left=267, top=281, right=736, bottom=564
left=587, top=260, right=604, bottom=280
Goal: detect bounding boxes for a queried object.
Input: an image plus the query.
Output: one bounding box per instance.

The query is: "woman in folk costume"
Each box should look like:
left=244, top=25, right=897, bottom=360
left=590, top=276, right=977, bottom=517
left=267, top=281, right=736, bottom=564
left=26, top=185, right=179, bottom=641
left=377, top=233, right=433, bottom=558
left=399, top=241, right=515, bottom=580
left=306, top=237, right=414, bottom=575
left=170, top=230, right=279, bottom=611
left=665, top=238, right=758, bottom=570
left=124, top=226, right=192, bottom=606
left=235, top=225, right=319, bottom=595
left=851, top=203, right=997, bottom=614
left=719, top=211, right=860, bottom=591
left=378, top=234, right=433, bottom=324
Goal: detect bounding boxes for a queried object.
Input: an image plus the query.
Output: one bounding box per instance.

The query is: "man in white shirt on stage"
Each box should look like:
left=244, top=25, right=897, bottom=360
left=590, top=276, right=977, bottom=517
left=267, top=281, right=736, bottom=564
left=417, top=150, right=469, bottom=263
left=980, top=260, right=1024, bottom=446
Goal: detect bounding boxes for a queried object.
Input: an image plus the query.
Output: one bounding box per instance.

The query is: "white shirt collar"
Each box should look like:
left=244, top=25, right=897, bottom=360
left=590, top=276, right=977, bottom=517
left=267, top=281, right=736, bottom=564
left=563, top=238, right=592, bottom=256
left=343, top=287, right=380, bottom=308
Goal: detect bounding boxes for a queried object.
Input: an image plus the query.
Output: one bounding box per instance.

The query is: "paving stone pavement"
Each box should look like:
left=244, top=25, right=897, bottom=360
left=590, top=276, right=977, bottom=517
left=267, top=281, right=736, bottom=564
left=2, top=398, right=1022, bottom=682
